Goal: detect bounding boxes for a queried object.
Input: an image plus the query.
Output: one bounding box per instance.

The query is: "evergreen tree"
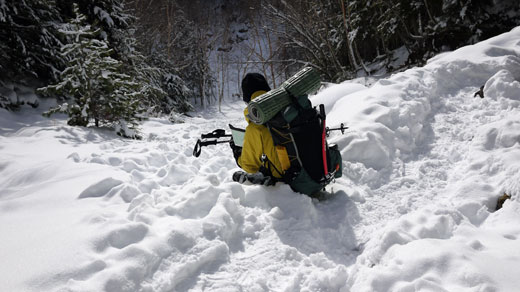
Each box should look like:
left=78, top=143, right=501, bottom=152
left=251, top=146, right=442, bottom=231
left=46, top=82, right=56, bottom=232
left=39, top=3, right=144, bottom=138
left=0, top=0, right=65, bottom=109
left=0, top=0, right=64, bottom=83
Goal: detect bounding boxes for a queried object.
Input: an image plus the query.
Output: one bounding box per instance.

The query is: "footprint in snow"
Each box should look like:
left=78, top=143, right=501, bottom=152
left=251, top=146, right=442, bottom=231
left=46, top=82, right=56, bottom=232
left=107, top=156, right=122, bottom=166
left=146, top=152, right=168, bottom=168
left=93, top=223, right=149, bottom=252
left=67, top=152, right=80, bottom=162
left=503, top=234, right=516, bottom=240
left=78, top=177, right=124, bottom=199
left=118, top=185, right=141, bottom=203
left=107, top=223, right=148, bottom=249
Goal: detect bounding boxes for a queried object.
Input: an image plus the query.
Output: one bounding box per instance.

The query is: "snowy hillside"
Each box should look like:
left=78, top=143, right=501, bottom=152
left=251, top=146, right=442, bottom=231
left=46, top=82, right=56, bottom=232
left=1, top=27, right=520, bottom=292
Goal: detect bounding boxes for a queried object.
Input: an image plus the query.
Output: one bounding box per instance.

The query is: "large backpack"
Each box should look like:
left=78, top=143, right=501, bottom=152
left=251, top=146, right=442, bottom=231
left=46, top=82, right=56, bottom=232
left=264, top=93, right=342, bottom=195
left=245, top=67, right=342, bottom=195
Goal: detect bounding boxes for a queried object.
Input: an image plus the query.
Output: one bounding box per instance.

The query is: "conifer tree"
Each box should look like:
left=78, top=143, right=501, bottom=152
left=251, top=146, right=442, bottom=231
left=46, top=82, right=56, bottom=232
left=0, top=0, right=63, bottom=83
left=0, top=0, right=64, bottom=110
left=39, top=3, right=144, bottom=138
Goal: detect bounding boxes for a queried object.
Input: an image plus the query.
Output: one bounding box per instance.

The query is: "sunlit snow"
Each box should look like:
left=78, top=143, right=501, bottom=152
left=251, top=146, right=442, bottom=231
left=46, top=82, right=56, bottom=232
left=1, top=27, right=520, bottom=292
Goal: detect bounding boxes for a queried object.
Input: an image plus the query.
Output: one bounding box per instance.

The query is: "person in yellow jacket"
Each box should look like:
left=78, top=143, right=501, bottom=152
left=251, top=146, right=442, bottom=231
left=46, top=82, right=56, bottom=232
left=232, top=73, right=284, bottom=179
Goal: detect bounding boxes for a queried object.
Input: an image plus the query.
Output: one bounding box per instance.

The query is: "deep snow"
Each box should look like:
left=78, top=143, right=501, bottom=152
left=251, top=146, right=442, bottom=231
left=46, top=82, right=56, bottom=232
left=1, top=27, right=520, bottom=292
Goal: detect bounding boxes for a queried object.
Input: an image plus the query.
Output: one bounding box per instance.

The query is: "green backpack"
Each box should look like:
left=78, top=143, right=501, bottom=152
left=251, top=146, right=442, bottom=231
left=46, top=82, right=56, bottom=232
left=248, top=67, right=343, bottom=195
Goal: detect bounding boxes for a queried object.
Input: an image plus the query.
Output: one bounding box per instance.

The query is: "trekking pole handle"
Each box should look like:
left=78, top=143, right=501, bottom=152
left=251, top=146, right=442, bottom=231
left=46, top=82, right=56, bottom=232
left=193, top=139, right=219, bottom=157
left=201, top=129, right=232, bottom=139
left=193, top=138, right=232, bottom=158
left=193, top=139, right=203, bottom=157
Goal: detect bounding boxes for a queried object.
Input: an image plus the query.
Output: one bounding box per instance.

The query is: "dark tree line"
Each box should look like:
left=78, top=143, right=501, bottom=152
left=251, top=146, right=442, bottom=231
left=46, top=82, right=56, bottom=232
left=0, top=0, right=64, bottom=85
left=127, top=0, right=216, bottom=108
left=1, top=0, right=518, bottom=136
left=263, top=0, right=520, bottom=82
left=0, top=0, right=203, bottom=135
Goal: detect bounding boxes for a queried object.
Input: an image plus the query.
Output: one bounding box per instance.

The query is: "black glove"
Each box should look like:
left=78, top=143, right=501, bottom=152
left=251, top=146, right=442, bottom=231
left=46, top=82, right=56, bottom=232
left=232, top=171, right=247, bottom=183
left=232, top=171, right=276, bottom=186
left=229, top=140, right=242, bottom=166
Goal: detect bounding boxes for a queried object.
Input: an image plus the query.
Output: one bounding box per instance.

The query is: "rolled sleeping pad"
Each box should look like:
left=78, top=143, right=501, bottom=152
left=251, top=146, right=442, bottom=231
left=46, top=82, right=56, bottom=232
left=282, top=66, right=321, bottom=97
left=247, top=67, right=321, bottom=125
left=247, top=87, right=291, bottom=124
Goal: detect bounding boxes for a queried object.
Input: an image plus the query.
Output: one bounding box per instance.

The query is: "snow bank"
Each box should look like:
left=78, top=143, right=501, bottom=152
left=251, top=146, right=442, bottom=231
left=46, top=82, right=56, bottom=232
left=350, top=198, right=520, bottom=291
left=484, top=69, right=520, bottom=101
left=310, top=81, right=367, bottom=114
left=324, top=27, right=520, bottom=291
left=327, top=27, right=520, bottom=179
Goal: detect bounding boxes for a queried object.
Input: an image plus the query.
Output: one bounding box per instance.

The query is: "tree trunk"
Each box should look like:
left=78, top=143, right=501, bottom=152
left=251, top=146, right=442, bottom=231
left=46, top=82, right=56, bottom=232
left=353, top=41, right=370, bottom=75
left=340, top=0, right=360, bottom=71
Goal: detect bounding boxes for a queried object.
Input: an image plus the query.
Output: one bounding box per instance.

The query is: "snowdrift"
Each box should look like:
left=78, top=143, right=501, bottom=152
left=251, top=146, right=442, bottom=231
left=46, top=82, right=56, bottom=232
left=1, top=27, right=520, bottom=292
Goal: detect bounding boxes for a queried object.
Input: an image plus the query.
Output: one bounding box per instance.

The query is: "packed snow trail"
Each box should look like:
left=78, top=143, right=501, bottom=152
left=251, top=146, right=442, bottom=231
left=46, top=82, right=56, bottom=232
left=53, top=108, right=360, bottom=292
left=1, top=27, right=520, bottom=292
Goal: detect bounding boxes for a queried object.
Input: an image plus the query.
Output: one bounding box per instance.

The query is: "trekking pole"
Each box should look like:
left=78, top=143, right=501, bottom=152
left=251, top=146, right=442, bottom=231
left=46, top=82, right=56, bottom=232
left=193, top=128, right=232, bottom=158
left=326, top=123, right=348, bottom=137
left=193, top=139, right=231, bottom=157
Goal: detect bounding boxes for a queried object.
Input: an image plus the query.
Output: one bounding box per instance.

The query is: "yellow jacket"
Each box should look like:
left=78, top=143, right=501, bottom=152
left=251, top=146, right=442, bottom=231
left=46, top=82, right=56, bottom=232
left=238, top=91, right=284, bottom=178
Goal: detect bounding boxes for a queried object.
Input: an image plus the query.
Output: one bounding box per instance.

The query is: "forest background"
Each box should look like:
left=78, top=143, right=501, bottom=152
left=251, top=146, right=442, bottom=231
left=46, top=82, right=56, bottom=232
left=1, top=0, right=519, bottom=136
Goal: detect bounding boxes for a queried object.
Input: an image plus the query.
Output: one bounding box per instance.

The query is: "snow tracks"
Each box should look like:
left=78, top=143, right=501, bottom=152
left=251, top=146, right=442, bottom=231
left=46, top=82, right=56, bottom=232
left=336, top=28, right=520, bottom=291
left=50, top=108, right=357, bottom=292
left=61, top=29, right=520, bottom=291
left=3, top=28, right=519, bottom=292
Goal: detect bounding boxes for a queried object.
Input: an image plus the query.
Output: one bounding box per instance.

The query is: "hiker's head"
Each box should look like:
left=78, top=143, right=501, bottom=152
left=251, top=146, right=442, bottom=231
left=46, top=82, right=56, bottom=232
left=241, top=73, right=270, bottom=103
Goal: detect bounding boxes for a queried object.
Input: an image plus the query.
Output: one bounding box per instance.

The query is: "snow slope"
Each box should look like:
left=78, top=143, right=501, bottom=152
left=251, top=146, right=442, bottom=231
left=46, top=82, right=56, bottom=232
left=1, top=27, right=520, bottom=292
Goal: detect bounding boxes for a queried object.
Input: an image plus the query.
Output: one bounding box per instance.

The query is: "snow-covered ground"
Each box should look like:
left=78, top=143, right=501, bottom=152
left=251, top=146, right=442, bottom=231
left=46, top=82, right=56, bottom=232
left=1, top=27, right=520, bottom=292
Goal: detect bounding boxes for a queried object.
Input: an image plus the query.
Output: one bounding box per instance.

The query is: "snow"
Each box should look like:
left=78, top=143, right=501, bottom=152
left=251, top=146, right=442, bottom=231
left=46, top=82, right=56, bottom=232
left=0, top=83, right=40, bottom=108
left=93, top=6, right=114, bottom=28
left=1, top=27, right=520, bottom=291
left=0, top=0, right=7, bottom=22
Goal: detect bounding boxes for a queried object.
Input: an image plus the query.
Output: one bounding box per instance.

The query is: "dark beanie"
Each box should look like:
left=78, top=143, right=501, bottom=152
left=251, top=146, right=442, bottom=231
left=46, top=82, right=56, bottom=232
left=241, top=73, right=271, bottom=103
